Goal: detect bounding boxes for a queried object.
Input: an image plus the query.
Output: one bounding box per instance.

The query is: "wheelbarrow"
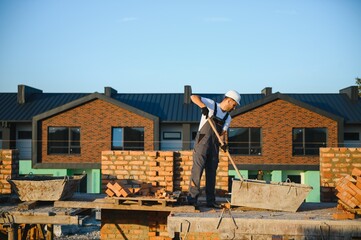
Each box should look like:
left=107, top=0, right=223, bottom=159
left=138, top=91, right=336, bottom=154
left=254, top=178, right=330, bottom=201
left=208, top=118, right=313, bottom=212
left=7, top=174, right=85, bottom=201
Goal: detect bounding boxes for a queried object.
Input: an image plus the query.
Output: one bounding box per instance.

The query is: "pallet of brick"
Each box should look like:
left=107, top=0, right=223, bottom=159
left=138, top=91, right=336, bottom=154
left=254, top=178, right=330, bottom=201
left=112, top=196, right=177, bottom=207
left=334, top=167, right=361, bottom=219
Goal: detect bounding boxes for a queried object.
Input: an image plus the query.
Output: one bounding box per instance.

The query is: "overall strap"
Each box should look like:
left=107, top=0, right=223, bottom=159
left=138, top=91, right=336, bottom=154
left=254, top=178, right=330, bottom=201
left=223, top=112, right=229, bottom=122
left=213, top=101, right=217, bottom=116
left=213, top=101, right=229, bottom=121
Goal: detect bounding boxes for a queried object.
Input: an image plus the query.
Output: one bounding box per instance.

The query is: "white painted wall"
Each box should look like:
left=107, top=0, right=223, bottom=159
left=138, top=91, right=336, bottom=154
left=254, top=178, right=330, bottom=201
left=160, top=124, right=183, bottom=150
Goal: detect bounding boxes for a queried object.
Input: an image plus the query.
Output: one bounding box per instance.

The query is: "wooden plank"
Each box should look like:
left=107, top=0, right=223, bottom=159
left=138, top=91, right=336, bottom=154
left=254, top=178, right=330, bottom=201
left=54, top=200, right=195, bottom=212
left=46, top=224, right=53, bottom=240
left=110, top=196, right=177, bottom=207
left=36, top=224, right=45, bottom=239
left=0, top=214, right=79, bottom=225
left=112, top=196, right=177, bottom=202
left=17, top=201, right=39, bottom=211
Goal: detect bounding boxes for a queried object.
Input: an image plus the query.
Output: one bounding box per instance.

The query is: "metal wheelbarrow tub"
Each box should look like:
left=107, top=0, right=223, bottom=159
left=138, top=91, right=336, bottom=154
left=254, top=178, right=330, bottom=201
left=231, top=179, right=313, bottom=212
left=7, top=175, right=85, bottom=201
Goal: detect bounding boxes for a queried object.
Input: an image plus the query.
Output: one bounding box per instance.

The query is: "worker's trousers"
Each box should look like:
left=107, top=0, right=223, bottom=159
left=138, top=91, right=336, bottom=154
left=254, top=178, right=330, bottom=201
left=189, top=128, right=219, bottom=204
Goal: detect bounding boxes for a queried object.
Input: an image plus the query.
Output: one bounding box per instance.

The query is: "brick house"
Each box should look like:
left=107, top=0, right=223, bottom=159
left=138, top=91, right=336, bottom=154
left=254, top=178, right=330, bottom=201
left=0, top=84, right=360, bottom=201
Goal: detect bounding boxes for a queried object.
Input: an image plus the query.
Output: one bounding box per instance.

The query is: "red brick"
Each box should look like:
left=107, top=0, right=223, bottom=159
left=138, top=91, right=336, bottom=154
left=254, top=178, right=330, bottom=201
left=352, top=167, right=361, bottom=177
left=106, top=182, right=122, bottom=197
left=105, top=188, right=115, bottom=197
left=337, top=193, right=357, bottom=208
left=336, top=184, right=356, bottom=196
left=347, top=181, right=361, bottom=195
left=119, top=185, right=131, bottom=197
left=345, top=174, right=357, bottom=183
left=332, top=211, right=355, bottom=220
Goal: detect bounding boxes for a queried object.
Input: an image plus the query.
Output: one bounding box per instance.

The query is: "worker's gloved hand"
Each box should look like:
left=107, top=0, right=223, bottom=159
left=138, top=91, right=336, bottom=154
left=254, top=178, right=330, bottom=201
left=220, top=144, right=228, bottom=152
left=201, top=107, right=209, bottom=118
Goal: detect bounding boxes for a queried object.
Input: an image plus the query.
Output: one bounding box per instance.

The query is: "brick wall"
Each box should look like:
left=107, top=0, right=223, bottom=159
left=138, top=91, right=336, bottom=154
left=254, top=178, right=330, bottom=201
left=100, top=150, right=229, bottom=240
left=320, top=148, right=361, bottom=201
left=40, top=99, right=155, bottom=164
left=0, top=150, right=19, bottom=194
left=101, top=150, right=229, bottom=194
left=101, top=210, right=221, bottom=240
left=101, top=210, right=169, bottom=240
left=231, top=99, right=338, bottom=166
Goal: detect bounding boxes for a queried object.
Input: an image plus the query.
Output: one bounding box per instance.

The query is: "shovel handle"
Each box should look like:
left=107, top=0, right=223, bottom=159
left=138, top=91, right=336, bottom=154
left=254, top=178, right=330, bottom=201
left=207, top=118, right=244, bottom=180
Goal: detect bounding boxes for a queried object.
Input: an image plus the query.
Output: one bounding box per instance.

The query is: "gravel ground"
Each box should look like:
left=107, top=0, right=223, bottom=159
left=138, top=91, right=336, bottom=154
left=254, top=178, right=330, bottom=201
left=54, top=214, right=100, bottom=240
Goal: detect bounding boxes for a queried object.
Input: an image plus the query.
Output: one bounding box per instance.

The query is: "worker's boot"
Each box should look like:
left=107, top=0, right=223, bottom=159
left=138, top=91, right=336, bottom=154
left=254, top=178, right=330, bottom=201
left=206, top=201, right=222, bottom=209
left=186, top=195, right=199, bottom=208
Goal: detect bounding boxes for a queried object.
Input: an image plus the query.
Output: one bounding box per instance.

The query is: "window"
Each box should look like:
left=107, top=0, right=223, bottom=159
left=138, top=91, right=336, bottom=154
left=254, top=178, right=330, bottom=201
left=228, top=128, right=261, bottom=155
left=112, top=127, right=144, bottom=150
left=48, top=127, right=81, bottom=154
left=287, top=175, right=301, bottom=184
left=163, top=132, right=181, bottom=140
left=18, top=131, right=32, bottom=139
left=293, top=128, right=327, bottom=156
left=191, top=131, right=197, bottom=140
left=344, top=132, right=360, bottom=141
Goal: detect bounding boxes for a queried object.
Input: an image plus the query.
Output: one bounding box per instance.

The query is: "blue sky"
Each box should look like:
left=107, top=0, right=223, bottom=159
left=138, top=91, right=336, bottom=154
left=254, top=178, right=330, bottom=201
left=0, top=0, right=360, bottom=94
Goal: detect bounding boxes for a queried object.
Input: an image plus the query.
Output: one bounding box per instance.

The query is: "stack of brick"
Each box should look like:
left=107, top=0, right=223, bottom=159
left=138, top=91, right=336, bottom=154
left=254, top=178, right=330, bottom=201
left=333, top=167, right=361, bottom=220
left=0, top=150, right=19, bottom=194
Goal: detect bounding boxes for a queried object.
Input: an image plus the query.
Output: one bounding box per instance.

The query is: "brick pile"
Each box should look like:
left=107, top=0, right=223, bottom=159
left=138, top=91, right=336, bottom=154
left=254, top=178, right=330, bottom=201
left=333, top=167, right=361, bottom=220
left=105, top=180, right=173, bottom=199
left=105, top=181, right=132, bottom=197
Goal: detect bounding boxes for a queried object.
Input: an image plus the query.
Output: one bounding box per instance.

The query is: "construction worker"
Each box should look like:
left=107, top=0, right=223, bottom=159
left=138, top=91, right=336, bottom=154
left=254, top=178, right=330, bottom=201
left=188, top=90, right=241, bottom=208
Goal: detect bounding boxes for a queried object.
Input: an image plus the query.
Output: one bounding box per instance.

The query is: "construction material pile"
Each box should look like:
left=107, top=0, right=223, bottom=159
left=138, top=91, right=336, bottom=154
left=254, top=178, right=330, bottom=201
left=333, top=167, right=361, bottom=220
left=105, top=179, right=177, bottom=199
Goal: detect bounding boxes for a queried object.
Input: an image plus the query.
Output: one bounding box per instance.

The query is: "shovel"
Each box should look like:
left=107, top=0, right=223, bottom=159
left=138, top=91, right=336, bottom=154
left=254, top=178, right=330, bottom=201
left=207, top=118, right=244, bottom=181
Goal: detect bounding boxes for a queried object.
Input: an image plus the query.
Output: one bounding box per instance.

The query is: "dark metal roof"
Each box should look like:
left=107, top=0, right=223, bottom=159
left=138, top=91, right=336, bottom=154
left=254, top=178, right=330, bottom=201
left=113, top=93, right=265, bottom=122
left=286, top=93, right=361, bottom=124
left=0, top=93, right=88, bottom=121
left=0, top=91, right=360, bottom=124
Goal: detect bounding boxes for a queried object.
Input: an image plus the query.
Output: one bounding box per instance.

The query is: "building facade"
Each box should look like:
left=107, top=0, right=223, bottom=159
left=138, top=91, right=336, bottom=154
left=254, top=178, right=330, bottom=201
left=0, top=84, right=360, bottom=201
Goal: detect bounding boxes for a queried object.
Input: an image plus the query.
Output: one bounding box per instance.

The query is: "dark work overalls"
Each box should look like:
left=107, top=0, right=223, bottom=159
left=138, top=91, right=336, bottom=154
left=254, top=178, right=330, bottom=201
left=189, top=103, right=229, bottom=205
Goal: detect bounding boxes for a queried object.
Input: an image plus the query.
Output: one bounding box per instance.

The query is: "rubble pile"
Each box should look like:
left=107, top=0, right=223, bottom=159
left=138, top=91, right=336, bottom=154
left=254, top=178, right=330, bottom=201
left=333, top=167, right=361, bottom=220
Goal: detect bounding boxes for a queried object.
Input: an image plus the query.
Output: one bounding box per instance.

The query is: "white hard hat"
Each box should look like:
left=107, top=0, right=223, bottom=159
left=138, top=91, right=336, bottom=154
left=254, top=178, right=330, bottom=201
left=225, top=90, right=241, bottom=105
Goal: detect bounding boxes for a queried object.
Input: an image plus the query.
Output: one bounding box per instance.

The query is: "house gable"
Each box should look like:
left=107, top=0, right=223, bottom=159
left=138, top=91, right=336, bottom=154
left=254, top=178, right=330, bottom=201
left=32, top=93, right=159, bottom=169
left=230, top=93, right=344, bottom=170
